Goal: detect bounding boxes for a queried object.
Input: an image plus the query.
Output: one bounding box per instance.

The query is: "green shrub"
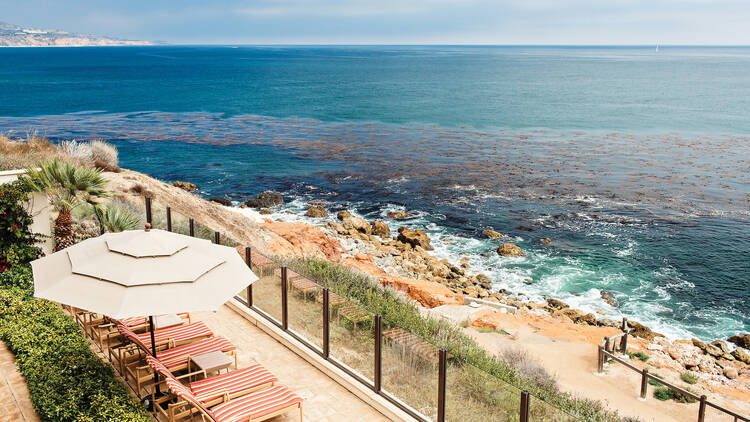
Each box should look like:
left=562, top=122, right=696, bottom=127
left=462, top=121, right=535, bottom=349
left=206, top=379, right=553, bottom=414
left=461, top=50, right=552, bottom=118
left=626, top=350, right=650, bottom=362
left=647, top=372, right=663, bottom=386
left=290, top=257, right=624, bottom=421
left=680, top=371, right=697, bottom=384
left=0, top=267, right=150, bottom=422
left=652, top=386, right=698, bottom=403
left=0, top=180, right=43, bottom=269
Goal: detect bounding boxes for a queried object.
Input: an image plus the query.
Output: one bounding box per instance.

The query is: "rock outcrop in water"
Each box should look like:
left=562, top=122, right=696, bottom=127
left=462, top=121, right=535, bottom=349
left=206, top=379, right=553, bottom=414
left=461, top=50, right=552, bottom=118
left=304, top=205, right=328, bottom=218
left=482, top=229, right=504, bottom=239
left=209, top=197, right=232, bottom=206
left=728, top=334, right=750, bottom=349
left=173, top=181, right=198, bottom=191
left=245, top=191, right=283, bottom=208
left=497, top=243, right=524, bottom=257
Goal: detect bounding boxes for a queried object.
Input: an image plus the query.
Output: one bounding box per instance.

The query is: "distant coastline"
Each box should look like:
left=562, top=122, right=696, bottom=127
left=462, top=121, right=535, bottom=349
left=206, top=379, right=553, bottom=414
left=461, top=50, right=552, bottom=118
left=0, top=21, right=154, bottom=47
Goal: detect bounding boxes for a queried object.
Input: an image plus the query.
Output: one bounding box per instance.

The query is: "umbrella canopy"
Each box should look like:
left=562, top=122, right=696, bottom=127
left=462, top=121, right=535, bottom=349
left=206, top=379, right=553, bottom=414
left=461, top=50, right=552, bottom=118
left=31, top=228, right=257, bottom=319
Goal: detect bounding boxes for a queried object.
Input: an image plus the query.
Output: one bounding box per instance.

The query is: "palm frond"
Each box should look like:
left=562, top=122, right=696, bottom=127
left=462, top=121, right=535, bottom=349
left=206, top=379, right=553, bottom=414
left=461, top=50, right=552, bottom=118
left=19, top=158, right=109, bottom=212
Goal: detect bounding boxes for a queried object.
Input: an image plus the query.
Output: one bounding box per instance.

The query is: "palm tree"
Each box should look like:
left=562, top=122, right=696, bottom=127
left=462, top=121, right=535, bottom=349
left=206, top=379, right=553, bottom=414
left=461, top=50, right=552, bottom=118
left=92, top=203, right=141, bottom=234
left=21, top=158, right=109, bottom=251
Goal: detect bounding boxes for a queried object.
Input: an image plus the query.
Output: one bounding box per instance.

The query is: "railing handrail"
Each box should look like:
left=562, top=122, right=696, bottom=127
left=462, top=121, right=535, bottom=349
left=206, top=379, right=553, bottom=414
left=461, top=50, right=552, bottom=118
left=599, top=342, right=749, bottom=422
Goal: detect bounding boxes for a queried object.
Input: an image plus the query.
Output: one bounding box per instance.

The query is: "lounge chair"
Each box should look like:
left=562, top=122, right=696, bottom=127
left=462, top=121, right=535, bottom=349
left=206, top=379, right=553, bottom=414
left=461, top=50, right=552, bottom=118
left=113, top=324, right=235, bottom=394
left=146, top=356, right=279, bottom=419
left=165, top=377, right=303, bottom=422
left=94, top=313, right=191, bottom=348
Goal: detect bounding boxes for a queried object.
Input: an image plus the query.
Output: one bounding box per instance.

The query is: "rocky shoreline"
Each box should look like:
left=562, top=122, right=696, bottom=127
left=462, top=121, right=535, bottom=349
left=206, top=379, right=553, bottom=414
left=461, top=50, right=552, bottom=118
left=235, top=190, right=750, bottom=390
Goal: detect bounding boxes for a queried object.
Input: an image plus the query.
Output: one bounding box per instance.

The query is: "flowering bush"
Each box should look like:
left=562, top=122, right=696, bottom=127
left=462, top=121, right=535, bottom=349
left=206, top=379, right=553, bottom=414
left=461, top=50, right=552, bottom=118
left=0, top=181, right=43, bottom=269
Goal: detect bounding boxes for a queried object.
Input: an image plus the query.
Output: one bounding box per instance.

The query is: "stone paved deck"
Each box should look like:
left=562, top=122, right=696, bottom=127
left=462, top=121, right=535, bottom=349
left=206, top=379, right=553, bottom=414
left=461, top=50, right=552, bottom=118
left=191, top=306, right=389, bottom=422
left=0, top=342, right=40, bottom=422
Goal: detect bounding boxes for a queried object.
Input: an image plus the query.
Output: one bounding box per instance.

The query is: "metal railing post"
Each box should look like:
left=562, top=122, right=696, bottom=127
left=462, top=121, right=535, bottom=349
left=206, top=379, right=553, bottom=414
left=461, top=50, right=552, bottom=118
left=281, top=266, right=288, bottom=330
left=189, top=218, right=195, bottom=237
left=598, top=345, right=605, bottom=373
left=245, top=247, right=253, bottom=308
left=166, top=206, right=172, bottom=232
left=519, top=390, right=530, bottom=422
left=214, top=231, right=220, bottom=244
left=374, top=315, right=381, bottom=393
left=145, top=197, right=152, bottom=224
left=640, top=368, right=649, bottom=399
left=323, top=289, right=330, bottom=360
left=437, top=348, right=447, bottom=422
left=697, top=395, right=706, bottom=422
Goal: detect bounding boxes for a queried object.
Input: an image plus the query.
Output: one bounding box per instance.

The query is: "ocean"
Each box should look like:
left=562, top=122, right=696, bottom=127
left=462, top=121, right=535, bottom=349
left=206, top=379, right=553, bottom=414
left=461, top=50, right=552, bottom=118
left=0, top=45, right=748, bottom=341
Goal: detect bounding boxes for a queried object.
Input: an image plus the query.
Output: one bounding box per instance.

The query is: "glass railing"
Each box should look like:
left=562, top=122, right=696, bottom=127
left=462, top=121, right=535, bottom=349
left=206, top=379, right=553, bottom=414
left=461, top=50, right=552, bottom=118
left=143, top=196, right=585, bottom=422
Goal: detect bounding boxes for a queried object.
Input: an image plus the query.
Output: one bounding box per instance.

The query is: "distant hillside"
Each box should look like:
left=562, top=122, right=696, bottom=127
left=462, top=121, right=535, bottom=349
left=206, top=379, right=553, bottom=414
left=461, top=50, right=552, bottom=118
left=0, top=22, right=155, bottom=47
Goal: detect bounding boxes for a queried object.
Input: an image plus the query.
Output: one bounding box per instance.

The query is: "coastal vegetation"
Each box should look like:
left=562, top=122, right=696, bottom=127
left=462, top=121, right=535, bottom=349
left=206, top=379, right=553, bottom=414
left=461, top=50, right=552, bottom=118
left=0, top=180, right=43, bottom=269
left=0, top=267, right=151, bottom=421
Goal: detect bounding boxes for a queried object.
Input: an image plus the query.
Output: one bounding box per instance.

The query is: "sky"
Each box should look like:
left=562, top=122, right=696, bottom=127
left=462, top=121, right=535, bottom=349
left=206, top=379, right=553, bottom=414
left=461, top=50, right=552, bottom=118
left=1, top=0, right=749, bottom=45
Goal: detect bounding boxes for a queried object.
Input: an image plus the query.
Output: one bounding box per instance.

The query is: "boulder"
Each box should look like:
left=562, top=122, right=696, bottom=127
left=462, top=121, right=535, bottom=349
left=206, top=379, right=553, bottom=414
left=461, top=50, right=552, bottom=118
left=245, top=191, right=283, bottom=208
left=723, top=367, right=739, bottom=379
left=692, top=338, right=707, bottom=353
left=397, top=228, right=434, bottom=250
left=705, top=344, right=724, bottom=358
left=553, top=308, right=583, bottom=323
left=728, top=334, right=750, bottom=349
left=259, top=208, right=274, bottom=215
left=482, top=230, right=504, bottom=239
left=542, top=237, right=552, bottom=244
left=731, top=348, right=750, bottom=364
left=386, top=211, right=413, bottom=220
left=372, top=221, right=391, bottom=238
left=600, top=290, right=617, bottom=307
left=173, top=181, right=198, bottom=191
left=337, top=210, right=352, bottom=221
left=711, top=340, right=731, bottom=355
left=209, top=197, right=232, bottom=206
left=580, top=313, right=597, bottom=325
left=628, top=321, right=663, bottom=341
left=327, top=221, right=347, bottom=235
left=342, top=216, right=372, bottom=234
left=305, top=205, right=328, bottom=218
left=476, top=274, right=492, bottom=290
left=497, top=243, right=524, bottom=257
left=545, top=298, right=569, bottom=310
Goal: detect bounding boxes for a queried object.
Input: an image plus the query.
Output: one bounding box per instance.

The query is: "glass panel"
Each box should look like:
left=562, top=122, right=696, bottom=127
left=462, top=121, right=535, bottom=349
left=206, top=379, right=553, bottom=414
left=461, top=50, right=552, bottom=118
left=445, top=362, right=522, bottom=422
left=250, top=258, right=283, bottom=324
left=329, top=297, right=374, bottom=382
left=381, top=319, right=439, bottom=420
left=286, top=269, right=324, bottom=350
left=529, top=393, right=579, bottom=422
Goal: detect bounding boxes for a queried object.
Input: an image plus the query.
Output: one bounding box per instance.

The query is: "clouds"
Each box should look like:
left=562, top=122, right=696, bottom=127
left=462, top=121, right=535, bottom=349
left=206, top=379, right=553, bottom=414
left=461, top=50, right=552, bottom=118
left=0, top=0, right=747, bottom=44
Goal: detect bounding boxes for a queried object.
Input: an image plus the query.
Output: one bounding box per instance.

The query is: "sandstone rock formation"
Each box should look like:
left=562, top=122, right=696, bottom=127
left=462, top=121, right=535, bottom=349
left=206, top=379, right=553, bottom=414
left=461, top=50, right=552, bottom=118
left=209, top=197, right=232, bottom=206
left=372, top=221, right=391, bottom=238
left=482, top=229, right=504, bottom=239
left=386, top=211, right=414, bottom=219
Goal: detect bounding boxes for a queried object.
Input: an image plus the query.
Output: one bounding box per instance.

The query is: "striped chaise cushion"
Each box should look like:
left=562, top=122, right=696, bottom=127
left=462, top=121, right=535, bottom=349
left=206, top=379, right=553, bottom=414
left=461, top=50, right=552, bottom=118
left=134, top=321, right=212, bottom=348
left=209, top=385, right=302, bottom=422
left=190, top=364, right=278, bottom=402
left=145, top=355, right=177, bottom=380
left=165, top=377, right=215, bottom=418
left=158, top=336, right=236, bottom=368
left=117, top=323, right=151, bottom=353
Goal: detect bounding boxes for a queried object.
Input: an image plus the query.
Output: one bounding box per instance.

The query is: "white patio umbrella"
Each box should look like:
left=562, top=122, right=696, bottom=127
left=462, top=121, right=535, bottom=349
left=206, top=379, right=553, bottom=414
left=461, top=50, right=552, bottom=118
left=31, top=225, right=258, bottom=357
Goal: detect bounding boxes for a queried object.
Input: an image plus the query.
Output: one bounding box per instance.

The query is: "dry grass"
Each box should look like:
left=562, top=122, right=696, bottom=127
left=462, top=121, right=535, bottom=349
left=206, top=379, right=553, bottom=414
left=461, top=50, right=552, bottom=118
left=0, top=134, right=63, bottom=170
left=0, top=134, right=119, bottom=171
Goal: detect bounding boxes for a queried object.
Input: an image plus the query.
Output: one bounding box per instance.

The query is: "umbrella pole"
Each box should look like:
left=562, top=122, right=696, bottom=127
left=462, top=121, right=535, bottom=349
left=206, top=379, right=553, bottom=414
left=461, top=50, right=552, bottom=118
left=149, top=316, right=161, bottom=396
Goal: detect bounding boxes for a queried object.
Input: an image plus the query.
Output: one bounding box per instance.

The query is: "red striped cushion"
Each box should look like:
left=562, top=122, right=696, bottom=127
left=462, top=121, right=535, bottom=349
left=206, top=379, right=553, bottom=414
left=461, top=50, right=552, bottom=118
left=191, top=365, right=278, bottom=402
left=158, top=337, right=236, bottom=369
left=116, top=316, right=147, bottom=327
left=117, top=323, right=151, bottom=353
left=209, top=385, right=302, bottom=422
left=145, top=356, right=177, bottom=380
left=135, top=321, right=212, bottom=348
left=165, top=377, right=214, bottom=418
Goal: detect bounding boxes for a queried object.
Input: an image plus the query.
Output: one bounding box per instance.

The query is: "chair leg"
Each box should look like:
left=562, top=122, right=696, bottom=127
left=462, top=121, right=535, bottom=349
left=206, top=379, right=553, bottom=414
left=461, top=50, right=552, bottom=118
left=299, top=405, right=303, bottom=422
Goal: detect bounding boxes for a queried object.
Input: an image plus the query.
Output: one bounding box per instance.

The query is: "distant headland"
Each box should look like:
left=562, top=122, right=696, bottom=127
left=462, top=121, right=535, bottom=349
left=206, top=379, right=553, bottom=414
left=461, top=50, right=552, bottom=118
left=0, top=22, right=156, bottom=47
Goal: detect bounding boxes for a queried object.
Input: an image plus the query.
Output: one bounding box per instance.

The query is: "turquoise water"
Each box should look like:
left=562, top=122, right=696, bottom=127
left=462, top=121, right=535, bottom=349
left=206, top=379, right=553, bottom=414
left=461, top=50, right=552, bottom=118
left=0, top=46, right=748, bottom=341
